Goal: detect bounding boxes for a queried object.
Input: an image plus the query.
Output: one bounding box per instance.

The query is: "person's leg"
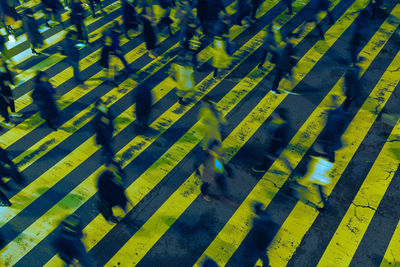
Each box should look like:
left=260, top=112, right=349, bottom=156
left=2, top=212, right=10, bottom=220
left=284, top=0, right=293, bottom=15
left=200, top=182, right=211, bottom=201
left=258, top=48, right=267, bottom=68
left=271, top=69, right=284, bottom=93
left=316, top=184, right=329, bottom=212
left=0, top=106, right=10, bottom=123
left=0, top=190, right=11, bottom=206
left=315, top=20, right=325, bottom=39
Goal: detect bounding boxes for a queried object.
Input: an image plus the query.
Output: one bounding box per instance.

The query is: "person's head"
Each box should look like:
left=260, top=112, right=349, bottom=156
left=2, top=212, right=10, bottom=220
left=24, top=8, right=34, bottom=16
left=275, top=107, right=288, bottom=121
left=94, top=98, right=108, bottom=113
left=208, top=139, right=222, bottom=152
left=36, top=71, right=48, bottom=82
left=252, top=201, right=265, bottom=216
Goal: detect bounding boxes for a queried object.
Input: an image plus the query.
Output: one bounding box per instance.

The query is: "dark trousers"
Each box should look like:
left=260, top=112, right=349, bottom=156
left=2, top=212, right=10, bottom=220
left=250, top=0, right=263, bottom=19
left=0, top=189, right=10, bottom=205
left=111, top=49, right=129, bottom=70
left=316, top=184, right=329, bottom=209
left=74, top=22, right=88, bottom=42
left=283, top=0, right=293, bottom=14
left=67, top=59, right=80, bottom=81
left=88, top=0, right=104, bottom=17
left=271, top=68, right=287, bottom=92
left=0, top=106, right=10, bottom=123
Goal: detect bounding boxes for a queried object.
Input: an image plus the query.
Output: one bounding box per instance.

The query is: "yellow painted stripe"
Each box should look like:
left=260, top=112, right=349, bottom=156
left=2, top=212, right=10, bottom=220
left=0, top=2, right=270, bottom=264
left=0, top=40, right=182, bottom=228
left=10, top=1, right=121, bottom=64
left=12, top=2, right=123, bottom=87
left=317, top=114, right=400, bottom=266
left=194, top=0, right=372, bottom=265
left=105, top=0, right=357, bottom=263
left=0, top=0, right=238, bottom=148
left=380, top=218, right=400, bottom=266
left=267, top=4, right=400, bottom=265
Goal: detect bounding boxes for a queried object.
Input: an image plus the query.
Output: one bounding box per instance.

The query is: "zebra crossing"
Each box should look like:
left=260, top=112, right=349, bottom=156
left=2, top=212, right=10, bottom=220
left=1, top=0, right=400, bottom=266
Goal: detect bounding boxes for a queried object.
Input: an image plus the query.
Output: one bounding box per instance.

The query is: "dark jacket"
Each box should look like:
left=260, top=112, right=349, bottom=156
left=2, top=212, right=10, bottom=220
left=22, top=15, right=44, bottom=48
left=31, top=80, right=59, bottom=121
left=97, top=169, right=128, bottom=207
left=93, top=109, right=114, bottom=145
left=63, top=36, right=80, bottom=62
left=135, top=83, right=152, bottom=121
left=70, top=2, right=85, bottom=25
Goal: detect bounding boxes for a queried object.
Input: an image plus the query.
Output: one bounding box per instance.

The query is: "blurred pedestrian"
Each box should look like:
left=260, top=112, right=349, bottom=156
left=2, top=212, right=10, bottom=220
left=234, top=0, right=252, bottom=26
left=318, top=95, right=347, bottom=163
left=196, top=0, right=226, bottom=37
left=250, top=0, right=264, bottom=20
left=60, top=30, right=83, bottom=84
left=170, top=55, right=196, bottom=105
left=0, top=145, right=24, bottom=185
left=97, top=161, right=130, bottom=224
left=134, top=82, right=152, bottom=134
left=292, top=0, right=333, bottom=40
left=252, top=108, right=292, bottom=173
left=121, top=0, right=140, bottom=39
left=93, top=99, right=114, bottom=162
left=283, top=0, right=293, bottom=15
left=196, top=140, right=231, bottom=202
left=140, top=8, right=158, bottom=58
left=239, top=202, right=278, bottom=266
left=350, top=8, right=369, bottom=65
left=269, top=35, right=297, bottom=94
left=211, top=36, right=232, bottom=78
left=87, top=0, right=105, bottom=18
left=343, top=62, right=362, bottom=110
left=41, top=0, right=65, bottom=28
left=53, top=214, right=95, bottom=267
left=21, top=8, right=44, bottom=55
left=99, top=22, right=133, bottom=82
left=258, top=23, right=282, bottom=69
left=70, top=0, right=89, bottom=44
left=0, top=58, right=22, bottom=128
left=31, top=71, right=60, bottom=130
left=198, top=97, right=227, bottom=150
left=157, top=0, right=175, bottom=37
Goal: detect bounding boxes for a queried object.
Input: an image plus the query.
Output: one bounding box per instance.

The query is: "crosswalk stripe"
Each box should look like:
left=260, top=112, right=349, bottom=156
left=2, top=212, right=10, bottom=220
left=106, top=0, right=357, bottom=264
left=380, top=216, right=400, bottom=266
left=0, top=1, right=274, bottom=264
left=9, top=1, right=120, bottom=65
left=0, top=0, right=239, bottom=148
left=0, top=0, right=242, bottom=227
left=194, top=0, right=371, bottom=265
left=317, top=102, right=400, bottom=265
left=268, top=5, right=400, bottom=266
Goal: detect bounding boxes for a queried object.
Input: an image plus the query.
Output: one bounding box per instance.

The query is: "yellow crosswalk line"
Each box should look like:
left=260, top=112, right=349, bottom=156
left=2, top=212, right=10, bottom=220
left=0, top=78, right=177, bottom=266
left=0, top=44, right=181, bottom=228
left=105, top=0, right=359, bottom=263
left=10, top=1, right=121, bottom=64
left=267, top=5, right=400, bottom=265
left=0, top=2, right=273, bottom=263
left=0, top=0, right=240, bottom=148
left=194, top=0, right=372, bottom=265
left=0, top=0, right=241, bottom=228
left=317, top=115, right=400, bottom=266
left=380, top=218, right=400, bottom=266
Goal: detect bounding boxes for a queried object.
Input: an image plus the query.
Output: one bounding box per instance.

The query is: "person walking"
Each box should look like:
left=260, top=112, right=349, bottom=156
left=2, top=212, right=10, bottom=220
left=239, top=202, right=278, bottom=267
left=198, top=97, right=227, bottom=151
left=0, top=58, right=22, bottom=128
left=140, top=8, right=158, bottom=58
left=93, top=99, right=114, bottom=162
left=99, top=23, right=133, bottom=83
left=134, top=82, right=152, bottom=134
left=258, top=23, right=282, bottom=70
left=60, top=30, right=83, bottom=84
left=269, top=35, right=297, bottom=94
left=121, top=0, right=140, bottom=39
left=196, top=140, right=230, bottom=202
left=97, top=161, right=130, bottom=224
left=41, top=0, right=65, bottom=28
left=70, top=0, right=89, bottom=44
left=252, top=108, right=292, bottom=173
left=343, top=62, right=362, bottom=110
left=52, top=214, right=95, bottom=267
left=210, top=35, right=232, bottom=79
left=31, top=71, right=60, bottom=130
left=157, top=0, right=175, bottom=37
left=0, top=145, right=24, bottom=185
left=21, top=8, right=45, bottom=55
left=170, top=55, right=196, bottom=105
left=87, top=0, right=105, bottom=18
